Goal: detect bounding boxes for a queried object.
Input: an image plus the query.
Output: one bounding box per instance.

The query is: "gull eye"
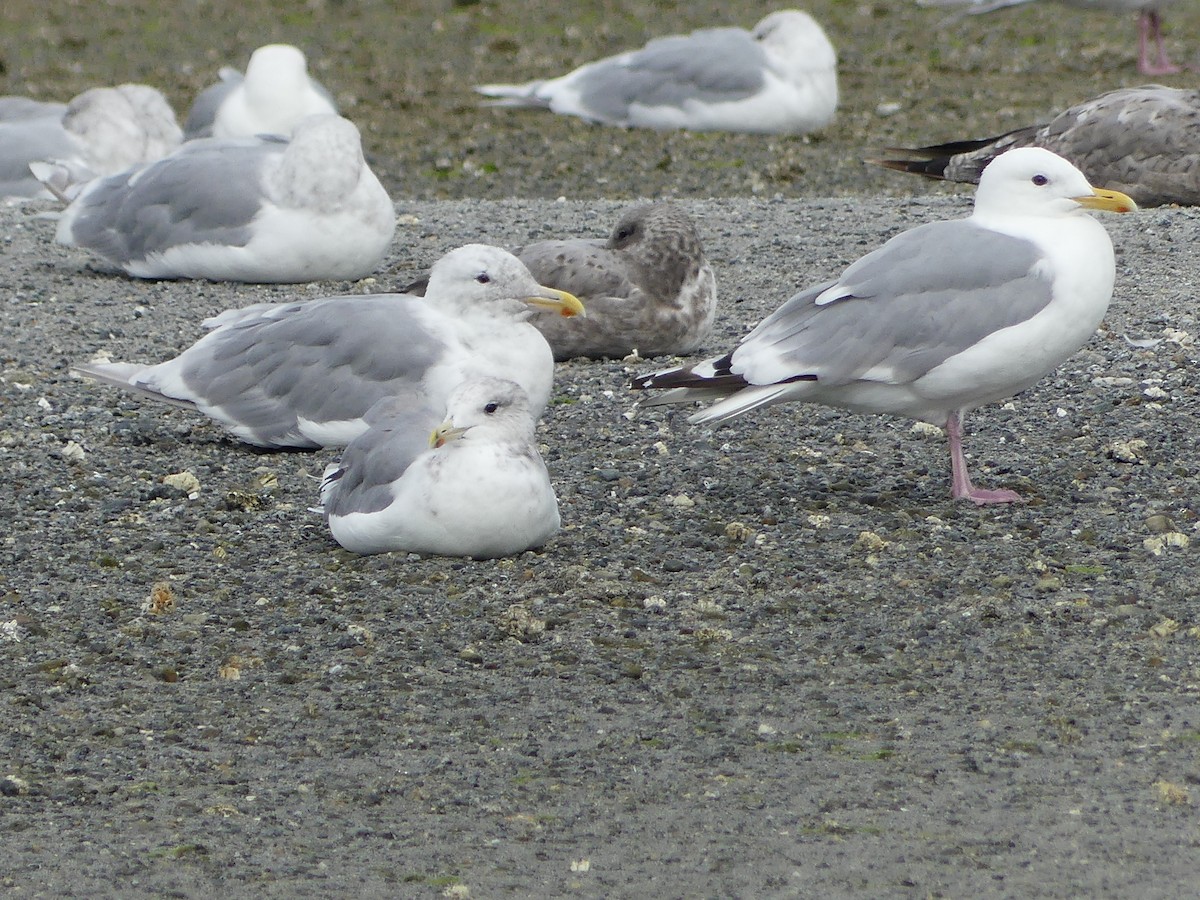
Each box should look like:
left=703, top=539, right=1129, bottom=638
left=484, top=402, right=499, bottom=414
left=1031, top=174, right=1049, bottom=186
left=475, top=272, right=491, bottom=284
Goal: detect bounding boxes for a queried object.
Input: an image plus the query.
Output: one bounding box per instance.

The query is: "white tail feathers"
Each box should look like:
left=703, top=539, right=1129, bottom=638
left=473, top=82, right=551, bottom=109
left=28, top=159, right=95, bottom=204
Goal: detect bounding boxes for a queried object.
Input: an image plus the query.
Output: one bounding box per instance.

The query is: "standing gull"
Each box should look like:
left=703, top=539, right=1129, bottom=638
left=44, top=115, right=394, bottom=283
left=632, top=148, right=1135, bottom=505
left=184, top=43, right=337, bottom=140
left=872, top=84, right=1200, bottom=208
left=475, top=9, right=837, bottom=134
left=1, top=84, right=181, bottom=198
left=404, top=203, right=717, bottom=360
left=319, top=378, right=561, bottom=558
left=72, top=244, right=584, bottom=449
left=919, top=0, right=1187, bottom=75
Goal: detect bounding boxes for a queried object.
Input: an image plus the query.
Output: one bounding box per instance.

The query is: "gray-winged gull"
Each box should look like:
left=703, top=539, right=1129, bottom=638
left=44, top=114, right=394, bottom=283
left=184, top=43, right=337, bottom=140
left=919, top=0, right=1186, bottom=75
left=872, top=84, right=1200, bottom=208
left=474, top=9, right=837, bottom=134
left=405, top=202, right=716, bottom=360
left=1, top=84, right=181, bottom=198
left=632, top=148, right=1136, bottom=505
left=319, top=377, right=561, bottom=557
left=72, top=244, right=585, bottom=449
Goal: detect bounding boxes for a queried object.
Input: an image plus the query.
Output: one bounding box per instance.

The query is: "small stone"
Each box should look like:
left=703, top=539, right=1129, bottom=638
left=0, top=775, right=30, bottom=796
left=1143, top=533, right=1189, bottom=556
left=162, top=471, right=201, bottom=497
left=1107, top=439, right=1148, bottom=464
left=496, top=605, right=545, bottom=642
left=459, top=646, right=483, bottom=663
left=1145, top=514, right=1174, bottom=533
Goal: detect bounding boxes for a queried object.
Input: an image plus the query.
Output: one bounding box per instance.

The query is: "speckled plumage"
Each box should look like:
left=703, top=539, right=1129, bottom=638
left=874, top=85, right=1200, bottom=208
left=514, top=203, right=717, bottom=360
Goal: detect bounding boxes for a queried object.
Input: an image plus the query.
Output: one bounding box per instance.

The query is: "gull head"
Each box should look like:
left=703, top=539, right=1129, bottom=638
left=430, top=377, right=535, bottom=447
left=425, top=244, right=585, bottom=320
left=974, top=147, right=1137, bottom=220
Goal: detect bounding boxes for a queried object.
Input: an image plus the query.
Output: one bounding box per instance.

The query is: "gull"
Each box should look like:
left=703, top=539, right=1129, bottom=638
left=72, top=244, right=584, bottom=449
left=632, top=148, right=1135, bottom=505
left=1, top=84, right=181, bottom=198
left=319, top=378, right=560, bottom=558
left=872, top=84, right=1200, bottom=208
left=474, top=9, right=837, bottom=134
left=44, top=115, right=395, bottom=283
left=184, top=43, right=337, bottom=140
left=404, top=202, right=716, bottom=360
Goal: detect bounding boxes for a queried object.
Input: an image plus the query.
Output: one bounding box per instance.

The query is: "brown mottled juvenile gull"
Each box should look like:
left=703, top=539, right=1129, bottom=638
left=1, top=84, right=181, bottom=198
left=919, top=0, right=1187, bottom=75
left=406, top=203, right=716, bottom=360
left=184, top=43, right=337, bottom=140
left=319, top=378, right=560, bottom=558
left=45, top=115, right=394, bottom=283
left=72, top=244, right=584, bottom=450
left=872, top=84, right=1200, bottom=207
left=632, top=148, right=1135, bottom=505
left=475, top=10, right=837, bottom=134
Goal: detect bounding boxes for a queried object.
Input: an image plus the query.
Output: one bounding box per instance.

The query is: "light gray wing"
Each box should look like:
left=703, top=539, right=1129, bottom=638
left=0, top=97, right=67, bottom=122
left=64, top=139, right=281, bottom=263
left=183, top=69, right=243, bottom=139
left=321, top=393, right=441, bottom=518
left=735, top=220, right=1051, bottom=386
left=0, top=117, right=74, bottom=196
left=577, top=28, right=767, bottom=120
left=171, top=294, right=448, bottom=441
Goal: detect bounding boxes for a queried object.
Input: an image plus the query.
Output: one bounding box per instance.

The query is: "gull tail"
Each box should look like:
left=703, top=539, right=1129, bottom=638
left=72, top=361, right=196, bottom=411
left=865, top=136, right=1002, bottom=181
left=473, top=82, right=552, bottom=109
left=28, top=159, right=95, bottom=203
left=631, top=354, right=749, bottom=412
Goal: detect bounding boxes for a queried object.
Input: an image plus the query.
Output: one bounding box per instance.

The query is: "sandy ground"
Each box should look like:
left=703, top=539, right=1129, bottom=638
left=2, top=195, right=1200, bottom=898
left=3, top=1, right=1200, bottom=897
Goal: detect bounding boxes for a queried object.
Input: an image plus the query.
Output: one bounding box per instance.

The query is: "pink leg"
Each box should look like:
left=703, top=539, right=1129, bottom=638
left=1138, top=11, right=1183, bottom=76
left=945, top=411, right=1022, bottom=505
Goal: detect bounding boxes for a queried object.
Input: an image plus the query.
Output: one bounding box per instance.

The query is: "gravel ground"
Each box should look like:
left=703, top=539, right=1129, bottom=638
left=3, top=195, right=1200, bottom=898
left=4, top=0, right=1200, bottom=897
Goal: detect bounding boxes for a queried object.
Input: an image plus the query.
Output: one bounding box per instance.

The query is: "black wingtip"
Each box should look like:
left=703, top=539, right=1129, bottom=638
left=402, top=275, right=430, bottom=297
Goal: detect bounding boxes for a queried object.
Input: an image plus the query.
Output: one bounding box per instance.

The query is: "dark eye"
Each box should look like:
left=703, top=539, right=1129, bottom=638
left=614, top=225, right=636, bottom=243
left=475, top=272, right=490, bottom=284
left=484, top=402, right=499, bottom=414
left=1032, top=174, right=1048, bottom=186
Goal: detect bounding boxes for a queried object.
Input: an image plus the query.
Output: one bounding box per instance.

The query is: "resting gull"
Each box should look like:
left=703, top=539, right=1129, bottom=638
left=1, top=84, right=181, bottom=198
left=44, top=114, right=394, bottom=283
left=184, top=43, right=337, bottom=140
left=632, top=148, right=1135, bottom=505
left=872, top=84, right=1200, bottom=208
left=405, top=202, right=716, bottom=360
left=72, top=244, right=584, bottom=449
left=919, top=0, right=1187, bottom=75
left=474, top=9, right=837, bottom=134
left=319, top=378, right=561, bottom=557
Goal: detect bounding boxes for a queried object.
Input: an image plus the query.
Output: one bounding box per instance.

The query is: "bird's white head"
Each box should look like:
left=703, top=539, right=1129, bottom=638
left=425, top=244, right=585, bottom=320
left=430, top=377, right=535, bottom=447
left=974, top=147, right=1136, bottom=220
